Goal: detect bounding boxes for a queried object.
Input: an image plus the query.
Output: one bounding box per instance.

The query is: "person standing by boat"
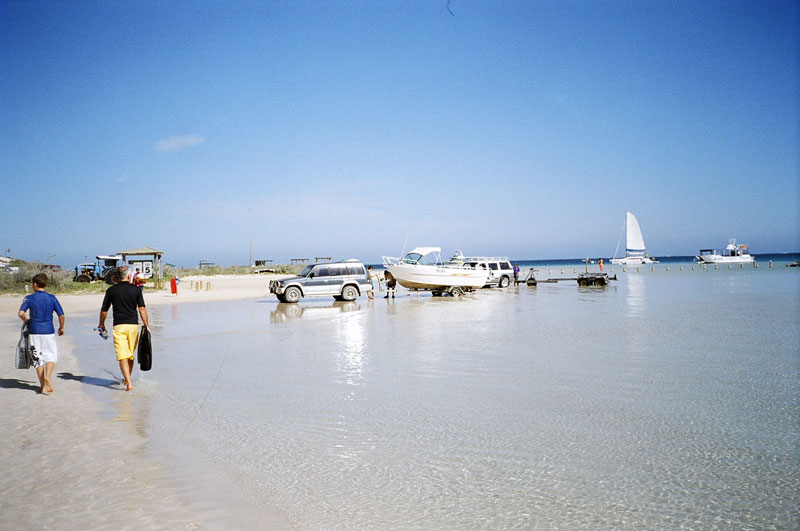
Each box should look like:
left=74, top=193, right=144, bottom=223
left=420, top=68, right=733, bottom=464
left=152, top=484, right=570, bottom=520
left=98, top=265, right=151, bottom=391
left=18, top=273, right=65, bottom=394
left=367, top=266, right=377, bottom=299
left=383, top=270, right=397, bottom=298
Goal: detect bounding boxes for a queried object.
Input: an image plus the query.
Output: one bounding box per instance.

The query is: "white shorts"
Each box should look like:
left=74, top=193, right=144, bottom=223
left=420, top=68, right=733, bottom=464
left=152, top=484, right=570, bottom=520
left=29, top=334, right=58, bottom=367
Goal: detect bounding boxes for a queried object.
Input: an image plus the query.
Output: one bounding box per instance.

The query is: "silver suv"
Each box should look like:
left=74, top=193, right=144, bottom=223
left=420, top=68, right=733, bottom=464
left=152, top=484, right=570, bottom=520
left=463, top=259, right=514, bottom=288
left=268, top=260, right=372, bottom=303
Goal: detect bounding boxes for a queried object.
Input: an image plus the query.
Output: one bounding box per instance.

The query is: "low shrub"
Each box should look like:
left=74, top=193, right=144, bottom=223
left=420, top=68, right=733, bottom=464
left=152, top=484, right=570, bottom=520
left=0, top=262, right=105, bottom=295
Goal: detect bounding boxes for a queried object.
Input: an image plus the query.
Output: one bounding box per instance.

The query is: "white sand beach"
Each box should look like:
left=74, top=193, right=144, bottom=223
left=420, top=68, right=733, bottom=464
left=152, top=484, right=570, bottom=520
left=3, top=267, right=799, bottom=530
left=0, top=274, right=295, bottom=530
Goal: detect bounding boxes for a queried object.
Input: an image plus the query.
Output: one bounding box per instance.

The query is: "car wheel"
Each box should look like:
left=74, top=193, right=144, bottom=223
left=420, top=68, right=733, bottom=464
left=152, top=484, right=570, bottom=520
left=276, top=294, right=287, bottom=303
left=284, top=286, right=302, bottom=303
left=75, top=274, right=91, bottom=283
left=341, top=285, right=358, bottom=301
left=498, top=275, right=510, bottom=288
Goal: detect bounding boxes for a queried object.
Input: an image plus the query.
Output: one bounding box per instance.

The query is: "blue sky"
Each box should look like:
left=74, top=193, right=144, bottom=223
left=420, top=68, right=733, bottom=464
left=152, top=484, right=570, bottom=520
left=2, top=0, right=798, bottom=267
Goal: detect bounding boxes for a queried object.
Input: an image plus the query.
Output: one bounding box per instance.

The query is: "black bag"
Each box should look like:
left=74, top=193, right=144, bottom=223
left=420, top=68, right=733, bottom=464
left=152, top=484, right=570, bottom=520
left=138, top=327, right=152, bottom=371
left=16, top=323, right=32, bottom=369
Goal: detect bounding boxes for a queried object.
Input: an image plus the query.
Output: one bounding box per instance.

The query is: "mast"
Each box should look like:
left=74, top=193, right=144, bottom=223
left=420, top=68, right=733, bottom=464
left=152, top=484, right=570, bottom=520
left=249, top=208, right=253, bottom=266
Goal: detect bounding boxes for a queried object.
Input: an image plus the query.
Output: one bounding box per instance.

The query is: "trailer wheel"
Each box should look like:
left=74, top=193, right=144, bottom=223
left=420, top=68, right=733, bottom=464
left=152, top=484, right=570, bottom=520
left=75, top=274, right=91, bottom=283
left=449, top=286, right=464, bottom=297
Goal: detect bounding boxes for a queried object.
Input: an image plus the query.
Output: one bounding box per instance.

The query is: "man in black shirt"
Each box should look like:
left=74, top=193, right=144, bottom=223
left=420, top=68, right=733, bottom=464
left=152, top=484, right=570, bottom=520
left=98, top=265, right=151, bottom=391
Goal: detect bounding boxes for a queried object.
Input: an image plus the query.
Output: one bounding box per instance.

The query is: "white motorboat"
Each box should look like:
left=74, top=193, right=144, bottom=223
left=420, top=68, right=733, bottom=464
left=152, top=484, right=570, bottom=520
left=382, top=247, right=489, bottom=294
left=697, top=239, right=754, bottom=264
left=610, top=211, right=658, bottom=265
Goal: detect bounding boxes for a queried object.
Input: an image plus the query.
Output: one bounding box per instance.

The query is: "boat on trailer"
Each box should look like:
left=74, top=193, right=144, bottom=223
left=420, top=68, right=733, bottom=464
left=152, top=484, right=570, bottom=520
left=697, top=239, right=754, bottom=264
left=382, top=247, right=489, bottom=296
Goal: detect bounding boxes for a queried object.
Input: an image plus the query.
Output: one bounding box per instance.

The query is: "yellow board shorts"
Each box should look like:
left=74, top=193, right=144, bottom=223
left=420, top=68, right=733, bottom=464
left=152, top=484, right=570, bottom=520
left=113, top=324, right=140, bottom=361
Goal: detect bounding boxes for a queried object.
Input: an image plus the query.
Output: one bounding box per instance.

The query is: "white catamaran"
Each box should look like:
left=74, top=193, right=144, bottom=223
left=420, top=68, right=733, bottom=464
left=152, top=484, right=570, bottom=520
left=610, top=211, right=658, bottom=265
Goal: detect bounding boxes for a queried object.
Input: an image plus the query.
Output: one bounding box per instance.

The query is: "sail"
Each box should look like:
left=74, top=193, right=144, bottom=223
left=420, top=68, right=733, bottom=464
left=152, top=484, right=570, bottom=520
left=625, top=211, right=646, bottom=253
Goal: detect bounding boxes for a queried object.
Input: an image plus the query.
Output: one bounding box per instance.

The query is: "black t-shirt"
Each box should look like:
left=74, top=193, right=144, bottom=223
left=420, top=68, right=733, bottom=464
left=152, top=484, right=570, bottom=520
left=101, top=282, right=145, bottom=325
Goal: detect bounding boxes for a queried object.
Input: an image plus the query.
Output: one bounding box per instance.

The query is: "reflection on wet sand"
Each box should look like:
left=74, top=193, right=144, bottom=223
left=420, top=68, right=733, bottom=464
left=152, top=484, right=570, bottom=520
left=111, top=390, right=152, bottom=443
left=270, top=301, right=361, bottom=322
left=335, top=311, right=367, bottom=386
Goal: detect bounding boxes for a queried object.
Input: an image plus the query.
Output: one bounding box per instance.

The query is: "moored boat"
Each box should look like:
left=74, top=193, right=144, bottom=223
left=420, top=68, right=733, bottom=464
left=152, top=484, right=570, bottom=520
left=610, top=211, right=658, bottom=265
left=697, top=239, right=754, bottom=264
left=382, top=247, right=489, bottom=294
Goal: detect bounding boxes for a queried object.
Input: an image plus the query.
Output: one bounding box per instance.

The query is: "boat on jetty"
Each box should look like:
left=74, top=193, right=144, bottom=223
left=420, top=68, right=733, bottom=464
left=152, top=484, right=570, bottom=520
left=610, top=211, right=658, bottom=265
left=697, top=239, right=754, bottom=265
left=382, top=247, right=489, bottom=296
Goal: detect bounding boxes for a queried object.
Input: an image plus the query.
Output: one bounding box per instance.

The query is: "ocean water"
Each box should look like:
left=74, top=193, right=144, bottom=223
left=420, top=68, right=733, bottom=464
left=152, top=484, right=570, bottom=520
left=72, top=261, right=799, bottom=529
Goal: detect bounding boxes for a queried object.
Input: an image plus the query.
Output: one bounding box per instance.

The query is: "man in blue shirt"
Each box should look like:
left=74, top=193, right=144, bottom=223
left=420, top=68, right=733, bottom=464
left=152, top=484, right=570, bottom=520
left=18, top=273, right=65, bottom=395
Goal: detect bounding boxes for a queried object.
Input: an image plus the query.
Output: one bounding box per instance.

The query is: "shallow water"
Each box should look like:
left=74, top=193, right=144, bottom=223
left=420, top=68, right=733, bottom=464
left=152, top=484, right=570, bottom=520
left=74, top=263, right=800, bottom=529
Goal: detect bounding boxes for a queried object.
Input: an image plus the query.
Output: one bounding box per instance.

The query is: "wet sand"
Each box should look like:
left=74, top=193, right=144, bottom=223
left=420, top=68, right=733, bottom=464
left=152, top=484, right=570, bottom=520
left=4, top=268, right=798, bottom=529
left=0, top=274, right=295, bottom=530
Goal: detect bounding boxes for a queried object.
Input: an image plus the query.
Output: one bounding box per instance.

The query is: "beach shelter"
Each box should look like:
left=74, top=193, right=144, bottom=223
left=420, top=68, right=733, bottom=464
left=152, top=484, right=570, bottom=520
left=118, top=246, right=165, bottom=289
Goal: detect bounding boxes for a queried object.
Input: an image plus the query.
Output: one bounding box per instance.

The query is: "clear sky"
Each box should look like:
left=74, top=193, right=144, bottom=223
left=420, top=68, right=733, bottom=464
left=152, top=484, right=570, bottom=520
left=2, top=0, right=798, bottom=267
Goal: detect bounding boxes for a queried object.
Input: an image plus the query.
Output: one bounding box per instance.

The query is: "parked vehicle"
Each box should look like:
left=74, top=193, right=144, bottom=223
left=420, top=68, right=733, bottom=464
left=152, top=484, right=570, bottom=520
left=449, top=251, right=514, bottom=288
left=268, top=260, right=372, bottom=303
left=73, top=255, right=123, bottom=284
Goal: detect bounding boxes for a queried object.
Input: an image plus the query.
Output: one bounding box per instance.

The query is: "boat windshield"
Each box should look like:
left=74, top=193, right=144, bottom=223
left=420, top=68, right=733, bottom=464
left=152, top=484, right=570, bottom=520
left=402, top=252, right=438, bottom=265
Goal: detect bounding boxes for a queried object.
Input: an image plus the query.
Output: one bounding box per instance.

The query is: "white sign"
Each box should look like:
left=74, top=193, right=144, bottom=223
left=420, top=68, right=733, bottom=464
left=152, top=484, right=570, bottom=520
left=130, top=260, right=154, bottom=279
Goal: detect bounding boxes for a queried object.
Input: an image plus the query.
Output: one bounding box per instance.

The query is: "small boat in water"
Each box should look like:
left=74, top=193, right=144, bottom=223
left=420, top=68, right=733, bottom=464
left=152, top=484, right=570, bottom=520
left=610, top=211, right=658, bottom=265
left=382, top=247, right=489, bottom=295
left=697, top=239, right=754, bottom=264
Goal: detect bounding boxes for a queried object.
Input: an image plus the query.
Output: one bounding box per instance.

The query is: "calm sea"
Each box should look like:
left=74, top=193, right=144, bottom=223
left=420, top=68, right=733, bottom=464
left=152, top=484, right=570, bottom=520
left=73, top=257, right=799, bottom=529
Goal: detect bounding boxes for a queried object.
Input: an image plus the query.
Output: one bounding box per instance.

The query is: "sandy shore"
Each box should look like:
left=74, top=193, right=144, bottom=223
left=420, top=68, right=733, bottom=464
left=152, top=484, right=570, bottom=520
left=0, top=274, right=295, bottom=530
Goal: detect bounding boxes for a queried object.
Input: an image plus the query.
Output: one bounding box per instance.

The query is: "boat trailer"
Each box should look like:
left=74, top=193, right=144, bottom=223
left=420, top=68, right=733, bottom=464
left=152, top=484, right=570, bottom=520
left=523, top=269, right=617, bottom=287
left=429, top=285, right=475, bottom=297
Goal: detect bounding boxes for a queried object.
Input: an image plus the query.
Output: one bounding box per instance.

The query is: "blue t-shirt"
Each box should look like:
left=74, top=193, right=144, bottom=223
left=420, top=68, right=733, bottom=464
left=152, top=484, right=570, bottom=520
left=19, top=291, right=64, bottom=335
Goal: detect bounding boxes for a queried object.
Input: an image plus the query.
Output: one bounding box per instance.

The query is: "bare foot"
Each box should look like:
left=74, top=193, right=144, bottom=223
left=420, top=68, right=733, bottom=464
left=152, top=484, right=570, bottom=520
left=45, top=377, right=53, bottom=393
left=39, top=383, right=48, bottom=395
left=126, top=382, right=133, bottom=391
